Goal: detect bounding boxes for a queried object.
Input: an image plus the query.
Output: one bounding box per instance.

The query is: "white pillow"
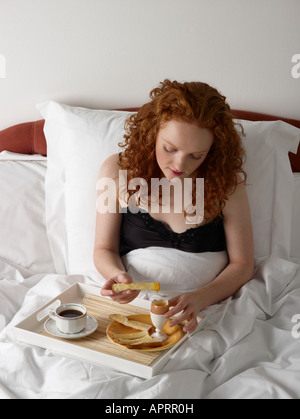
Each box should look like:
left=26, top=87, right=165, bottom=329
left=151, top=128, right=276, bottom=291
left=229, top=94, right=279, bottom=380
left=291, top=173, right=300, bottom=260
left=37, top=101, right=133, bottom=276
left=122, top=247, right=228, bottom=299
left=37, top=101, right=300, bottom=276
left=238, top=119, right=300, bottom=260
left=0, top=152, right=56, bottom=273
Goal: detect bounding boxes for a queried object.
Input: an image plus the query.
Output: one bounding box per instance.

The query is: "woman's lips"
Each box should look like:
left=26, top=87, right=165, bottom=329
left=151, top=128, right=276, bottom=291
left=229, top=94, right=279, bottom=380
left=169, top=168, right=184, bottom=176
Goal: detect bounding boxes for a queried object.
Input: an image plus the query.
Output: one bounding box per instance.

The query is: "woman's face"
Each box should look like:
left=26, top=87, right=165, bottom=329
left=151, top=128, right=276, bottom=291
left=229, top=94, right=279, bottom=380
left=155, top=119, right=214, bottom=180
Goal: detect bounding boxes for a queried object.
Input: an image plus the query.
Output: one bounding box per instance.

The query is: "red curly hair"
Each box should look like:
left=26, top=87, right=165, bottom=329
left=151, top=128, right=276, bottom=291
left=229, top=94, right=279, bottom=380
left=118, top=79, right=246, bottom=221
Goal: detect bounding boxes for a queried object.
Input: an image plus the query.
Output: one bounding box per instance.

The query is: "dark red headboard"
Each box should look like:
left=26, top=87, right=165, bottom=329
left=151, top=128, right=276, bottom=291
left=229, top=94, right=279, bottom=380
left=0, top=119, right=46, bottom=156
left=0, top=109, right=299, bottom=172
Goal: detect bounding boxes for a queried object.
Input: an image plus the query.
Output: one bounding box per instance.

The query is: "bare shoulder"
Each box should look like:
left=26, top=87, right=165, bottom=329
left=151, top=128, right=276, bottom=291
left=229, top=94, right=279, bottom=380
left=98, top=153, right=120, bottom=179
left=227, top=174, right=246, bottom=198
left=223, top=175, right=250, bottom=216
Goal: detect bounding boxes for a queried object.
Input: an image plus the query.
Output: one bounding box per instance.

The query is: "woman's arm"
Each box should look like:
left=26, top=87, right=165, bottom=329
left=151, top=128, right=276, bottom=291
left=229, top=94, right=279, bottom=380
left=93, top=154, right=139, bottom=303
left=166, top=179, right=255, bottom=333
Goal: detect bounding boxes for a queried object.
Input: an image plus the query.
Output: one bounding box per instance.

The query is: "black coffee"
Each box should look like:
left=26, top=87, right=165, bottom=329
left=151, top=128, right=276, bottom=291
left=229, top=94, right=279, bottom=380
left=59, top=309, right=83, bottom=318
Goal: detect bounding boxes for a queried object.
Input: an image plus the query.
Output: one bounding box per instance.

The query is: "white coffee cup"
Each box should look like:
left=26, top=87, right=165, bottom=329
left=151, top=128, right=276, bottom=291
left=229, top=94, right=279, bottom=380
left=49, top=303, right=87, bottom=334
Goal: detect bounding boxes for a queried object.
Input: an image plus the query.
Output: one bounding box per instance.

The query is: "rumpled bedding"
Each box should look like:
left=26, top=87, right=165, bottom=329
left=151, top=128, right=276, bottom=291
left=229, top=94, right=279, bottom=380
left=1, top=254, right=300, bottom=399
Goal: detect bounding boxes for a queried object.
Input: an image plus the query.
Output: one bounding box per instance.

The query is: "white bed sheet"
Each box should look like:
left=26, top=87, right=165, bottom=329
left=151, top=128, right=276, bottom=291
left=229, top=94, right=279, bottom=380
left=0, top=255, right=299, bottom=399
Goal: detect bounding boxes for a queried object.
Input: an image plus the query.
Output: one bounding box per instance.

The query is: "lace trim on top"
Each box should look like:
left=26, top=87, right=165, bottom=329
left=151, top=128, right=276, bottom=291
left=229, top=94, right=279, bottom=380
left=136, top=210, right=222, bottom=246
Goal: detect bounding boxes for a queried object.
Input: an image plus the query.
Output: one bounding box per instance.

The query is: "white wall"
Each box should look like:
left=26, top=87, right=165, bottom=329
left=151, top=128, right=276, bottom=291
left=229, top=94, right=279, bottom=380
left=0, top=0, right=299, bottom=130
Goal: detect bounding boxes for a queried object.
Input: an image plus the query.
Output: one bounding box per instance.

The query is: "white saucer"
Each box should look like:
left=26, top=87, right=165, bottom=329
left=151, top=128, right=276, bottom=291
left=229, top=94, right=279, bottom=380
left=44, top=315, right=98, bottom=340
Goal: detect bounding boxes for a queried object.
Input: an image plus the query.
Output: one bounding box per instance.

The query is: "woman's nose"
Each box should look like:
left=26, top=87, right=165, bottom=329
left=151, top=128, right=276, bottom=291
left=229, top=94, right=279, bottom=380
left=174, top=154, right=186, bottom=172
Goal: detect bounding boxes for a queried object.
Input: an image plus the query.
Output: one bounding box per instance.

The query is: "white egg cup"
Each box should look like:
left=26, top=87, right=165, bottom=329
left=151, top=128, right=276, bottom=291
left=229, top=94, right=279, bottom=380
left=150, top=312, right=168, bottom=341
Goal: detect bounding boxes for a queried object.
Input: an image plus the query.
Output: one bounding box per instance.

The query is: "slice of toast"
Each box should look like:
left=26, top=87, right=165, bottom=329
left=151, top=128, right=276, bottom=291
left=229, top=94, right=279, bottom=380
left=107, top=329, right=150, bottom=340
left=109, top=314, right=152, bottom=331
left=108, top=331, right=161, bottom=346
left=112, top=282, right=160, bottom=293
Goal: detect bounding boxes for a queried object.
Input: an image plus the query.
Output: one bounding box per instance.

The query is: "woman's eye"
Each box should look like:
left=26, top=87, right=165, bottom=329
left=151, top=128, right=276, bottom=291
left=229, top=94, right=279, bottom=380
left=164, top=146, right=176, bottom=153
left=191, top=155, right=203, bottom=160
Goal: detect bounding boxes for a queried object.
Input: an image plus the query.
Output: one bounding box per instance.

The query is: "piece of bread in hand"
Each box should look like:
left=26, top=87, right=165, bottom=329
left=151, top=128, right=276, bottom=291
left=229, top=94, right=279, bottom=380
left=112, top=282, right=160, bottom=293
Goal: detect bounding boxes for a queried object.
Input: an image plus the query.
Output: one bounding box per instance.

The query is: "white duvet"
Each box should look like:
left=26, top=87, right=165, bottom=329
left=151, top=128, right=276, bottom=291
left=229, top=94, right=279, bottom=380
left=1, top=254, right=300, bottom=399
left=122, top=247, right=229, bottom=299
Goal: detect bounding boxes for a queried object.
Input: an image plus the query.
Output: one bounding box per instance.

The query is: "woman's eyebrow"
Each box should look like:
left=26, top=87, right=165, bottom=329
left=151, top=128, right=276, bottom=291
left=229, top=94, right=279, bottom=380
left=163, top=139, right=209, bottom=154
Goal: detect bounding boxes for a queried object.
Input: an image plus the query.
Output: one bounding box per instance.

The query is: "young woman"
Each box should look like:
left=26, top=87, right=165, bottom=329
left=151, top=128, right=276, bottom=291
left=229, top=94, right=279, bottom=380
left=93, top=79, right=254, bottom=334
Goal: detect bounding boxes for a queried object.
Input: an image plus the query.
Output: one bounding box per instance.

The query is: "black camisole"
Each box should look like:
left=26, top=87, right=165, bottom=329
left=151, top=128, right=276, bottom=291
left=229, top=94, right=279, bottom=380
left=119, top=209, right=227, bottom=256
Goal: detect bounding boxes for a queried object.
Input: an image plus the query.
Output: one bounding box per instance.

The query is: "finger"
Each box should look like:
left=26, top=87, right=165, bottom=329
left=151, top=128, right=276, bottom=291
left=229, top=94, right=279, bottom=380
left=101, top=278, right=115, bottom=290
left=109, top=292, right=130, bottom=303
left=111, top=289, right=133, bottom=299
left=108, top=276, right=131, bottom=295
left=117, top=295, right=138, bottom=304
left=167, top=296, right=179, bottom=308
left=165, top=300, right=187, bottom=318
left=100, top=288, right=114, bottom=297
left=183, top=317, right=198, bottom=334
left=111, top=290, right=140, bottom=304
left=168, top=309, right=191, bottom=327
left=168, top=304, right=194, bottom=325
left=115, top=273, right=131, bottom=284
left=101, top=279, right=130, bottom=297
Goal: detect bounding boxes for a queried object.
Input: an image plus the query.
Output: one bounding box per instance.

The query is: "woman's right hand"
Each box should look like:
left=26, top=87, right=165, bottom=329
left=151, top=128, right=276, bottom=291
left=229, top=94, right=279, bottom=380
left=100, top=271, right=140, bottom=304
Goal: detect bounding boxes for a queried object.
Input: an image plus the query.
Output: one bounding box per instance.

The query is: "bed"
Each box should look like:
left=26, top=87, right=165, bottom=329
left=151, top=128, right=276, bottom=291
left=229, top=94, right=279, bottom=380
left=0, top=102, right=300, bottom=400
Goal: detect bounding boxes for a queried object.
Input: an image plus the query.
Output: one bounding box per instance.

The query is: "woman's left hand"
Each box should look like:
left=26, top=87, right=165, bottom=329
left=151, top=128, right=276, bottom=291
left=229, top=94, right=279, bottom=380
left=165, top=291, right=204, bottom=334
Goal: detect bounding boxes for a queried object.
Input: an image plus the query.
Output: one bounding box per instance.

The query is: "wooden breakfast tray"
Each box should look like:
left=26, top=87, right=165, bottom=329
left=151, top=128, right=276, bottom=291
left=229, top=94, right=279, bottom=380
left=40, top=293, right=163, bottom=367
left=13, top=283, right=200, bottom=378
